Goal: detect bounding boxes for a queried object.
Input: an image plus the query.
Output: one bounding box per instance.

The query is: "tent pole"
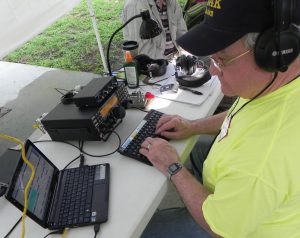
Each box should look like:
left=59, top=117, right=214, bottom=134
left=85, top=0, right=108, bottom=73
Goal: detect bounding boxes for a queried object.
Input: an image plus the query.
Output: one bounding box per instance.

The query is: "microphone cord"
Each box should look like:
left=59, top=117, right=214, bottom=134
left=229, top=72, right=278, bottom=121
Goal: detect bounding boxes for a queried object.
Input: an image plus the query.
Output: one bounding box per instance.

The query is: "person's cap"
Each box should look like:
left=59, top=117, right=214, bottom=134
left=177, top=0, right=273, bottom=56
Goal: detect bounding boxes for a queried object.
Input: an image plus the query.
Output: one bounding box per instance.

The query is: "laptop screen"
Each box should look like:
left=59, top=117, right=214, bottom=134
left=10, top=141, right=57, bottom=221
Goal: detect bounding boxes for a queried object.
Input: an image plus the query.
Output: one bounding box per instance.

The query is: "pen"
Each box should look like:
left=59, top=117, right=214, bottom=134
left=179, top=85, right=203, bottom=95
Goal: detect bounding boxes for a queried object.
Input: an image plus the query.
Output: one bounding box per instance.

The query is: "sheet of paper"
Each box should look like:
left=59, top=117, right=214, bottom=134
left=140, top=68, right=219, bottom=106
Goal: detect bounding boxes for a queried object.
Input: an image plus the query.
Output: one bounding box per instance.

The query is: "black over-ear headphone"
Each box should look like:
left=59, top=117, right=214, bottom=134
left=134, top=54, right=168, bottom=77
left=175, top=55, right=211, bottom=87
left=176, top=55, right=197, bottom=75
left=255, top=0, right=300, bottom=72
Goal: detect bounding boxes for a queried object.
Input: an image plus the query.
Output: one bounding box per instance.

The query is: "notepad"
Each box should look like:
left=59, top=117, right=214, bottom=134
left=142, top=74, right=219, bottom=106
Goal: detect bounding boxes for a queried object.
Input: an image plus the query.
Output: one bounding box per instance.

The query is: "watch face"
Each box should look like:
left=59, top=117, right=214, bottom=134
left=169, top=163, right=178, bottom=172
left=167, top=163, right=183, bottom=180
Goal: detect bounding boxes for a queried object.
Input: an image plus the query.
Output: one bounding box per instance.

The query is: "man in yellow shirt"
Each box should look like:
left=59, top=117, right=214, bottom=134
left=140, top=0, right=300, bottom=237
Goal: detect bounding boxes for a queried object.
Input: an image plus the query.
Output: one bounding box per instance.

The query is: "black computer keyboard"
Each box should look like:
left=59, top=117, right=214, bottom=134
left=118, top=109, right=166, bottom=165
left=58, top=166, right=95, bottom=226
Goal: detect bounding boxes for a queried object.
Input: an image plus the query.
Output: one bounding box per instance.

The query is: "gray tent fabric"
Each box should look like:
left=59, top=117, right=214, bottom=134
left=0, top=0, right=80, bottom=58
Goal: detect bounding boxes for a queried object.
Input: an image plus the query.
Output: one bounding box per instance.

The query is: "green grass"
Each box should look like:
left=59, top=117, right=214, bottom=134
left=4, top=0, right=187, bottom=74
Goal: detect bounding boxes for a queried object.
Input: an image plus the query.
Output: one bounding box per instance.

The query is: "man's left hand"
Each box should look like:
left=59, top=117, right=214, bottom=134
left=139, top=137, right=180, bottom=175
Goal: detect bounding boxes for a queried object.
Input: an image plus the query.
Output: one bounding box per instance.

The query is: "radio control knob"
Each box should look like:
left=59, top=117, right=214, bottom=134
left=112, top=106, right=126, bottom=119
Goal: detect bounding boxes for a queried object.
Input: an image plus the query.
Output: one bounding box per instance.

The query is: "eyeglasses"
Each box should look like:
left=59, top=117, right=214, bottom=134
left=210, top=50, right=250, bottom=71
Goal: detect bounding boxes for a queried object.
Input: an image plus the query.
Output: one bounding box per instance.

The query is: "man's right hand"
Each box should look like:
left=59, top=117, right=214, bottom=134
left=155, top=114, right=194, bottom=140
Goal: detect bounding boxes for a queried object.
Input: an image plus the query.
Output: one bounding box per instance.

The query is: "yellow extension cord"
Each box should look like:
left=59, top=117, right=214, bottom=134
left=0, top=134, right=35, bottom=238
left=61, top=228, right=68, bottom=238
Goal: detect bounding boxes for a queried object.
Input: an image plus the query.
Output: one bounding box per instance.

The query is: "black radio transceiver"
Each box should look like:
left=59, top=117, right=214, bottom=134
left=42, top=83, right=129, bottom=141
left=73, top=76, right=119, bottom=108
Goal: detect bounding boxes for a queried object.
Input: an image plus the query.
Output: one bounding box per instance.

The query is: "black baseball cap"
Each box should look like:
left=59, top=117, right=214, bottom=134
left=177, top=0, right=273, bottom=56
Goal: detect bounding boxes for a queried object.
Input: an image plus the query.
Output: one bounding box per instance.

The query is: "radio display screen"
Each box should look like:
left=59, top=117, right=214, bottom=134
left=99, top=95, right=118, bottom=117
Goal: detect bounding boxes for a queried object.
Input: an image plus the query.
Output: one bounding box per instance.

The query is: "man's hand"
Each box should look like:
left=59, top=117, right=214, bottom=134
left=140, top=137, right=180, bottom=175
left=155, top=114, right=194, bottom=140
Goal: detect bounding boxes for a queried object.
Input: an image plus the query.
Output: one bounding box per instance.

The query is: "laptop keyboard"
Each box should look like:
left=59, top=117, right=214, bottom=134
left=58, top=166, right=96, bottom=226
left=118, top=109, right=166, bottom=165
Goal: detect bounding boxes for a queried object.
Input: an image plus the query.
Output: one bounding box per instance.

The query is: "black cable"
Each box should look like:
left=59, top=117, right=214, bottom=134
left=157, top=206, right=186, bottom=212
left=7, top=148, right=21, bottom=151
left=0, top=183, right=8, bottom=197
left=139, top=83, right=161, bottom=87
left=62, top=133, right=119, bottom=166
left=63, top=155, right=81, bottom=170
left=94, top=224, right=101, bottom=238
left=0, top=107, right=12, bottom=115
left=42, top=229, right=64, bottom=238
left=140, top=73, right=175, bottom=87
left=79, top=153, right=85, bottom=167
left=54, top=87, right=70, bottom=95
left=33, top=131, right=121, bottom=164
left=229, top=72, right=279, bottom=121
left=209, top=72, right=280, bottom=155
left=128, top=107, right=149, bottom=113
left=151, top=73, right=175, bottom=84
left=79, top=140, right=84, bottom=151
left=81, top=131, right=121, bottom=157
left=106, top=13, right=142, bottom=76
left=33, top=140, right=81, bottom=169
left=79, top=140, right=85, bottom=167
left=4, top=216, right=22, bottom=238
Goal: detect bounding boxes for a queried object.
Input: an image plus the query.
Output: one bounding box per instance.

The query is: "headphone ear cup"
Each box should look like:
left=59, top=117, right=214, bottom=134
left=176, top=55, right=196, bottom=75
left=254, top=0, right=300, bottom=72
left=134, top=54, right=152, bottom=75
left=186, top=55, right=196, bottom=75
left=149, top=59, right=168, bottom=77
left=147, top=63, right=160, bottom=76
left=255, top=27, right=277, bottom=71
left=176, top=55, right=188, bottom=74
left=175, top=58, right=211, bottom=88
left=281, top=24, right=300, bottom=64
left=134, top=54, right=168, bottom=77
left=255, top=26, right=300, bottom=72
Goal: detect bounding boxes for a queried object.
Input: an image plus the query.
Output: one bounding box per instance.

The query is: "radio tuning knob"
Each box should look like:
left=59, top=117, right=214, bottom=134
left=112, top=106, right=126, bottom=119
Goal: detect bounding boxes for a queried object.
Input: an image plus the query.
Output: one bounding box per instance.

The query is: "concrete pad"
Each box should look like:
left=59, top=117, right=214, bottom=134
left=0, top=61, right=99, bottom=155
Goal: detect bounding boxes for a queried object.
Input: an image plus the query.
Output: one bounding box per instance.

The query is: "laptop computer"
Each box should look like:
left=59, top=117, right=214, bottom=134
left=5, top=140, right=110, bottom=230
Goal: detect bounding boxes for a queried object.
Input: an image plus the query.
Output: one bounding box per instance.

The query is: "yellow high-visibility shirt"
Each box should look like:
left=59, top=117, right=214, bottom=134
left=203, top=76, right=300, bottom=238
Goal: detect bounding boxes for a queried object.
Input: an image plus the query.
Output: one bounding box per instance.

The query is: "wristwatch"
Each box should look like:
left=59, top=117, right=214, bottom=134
left=167, top=162, right=183, bottom=180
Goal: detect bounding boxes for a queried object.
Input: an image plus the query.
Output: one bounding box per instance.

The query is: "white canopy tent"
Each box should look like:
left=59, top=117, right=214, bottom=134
left=0, top=0, right=108, bottom=72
